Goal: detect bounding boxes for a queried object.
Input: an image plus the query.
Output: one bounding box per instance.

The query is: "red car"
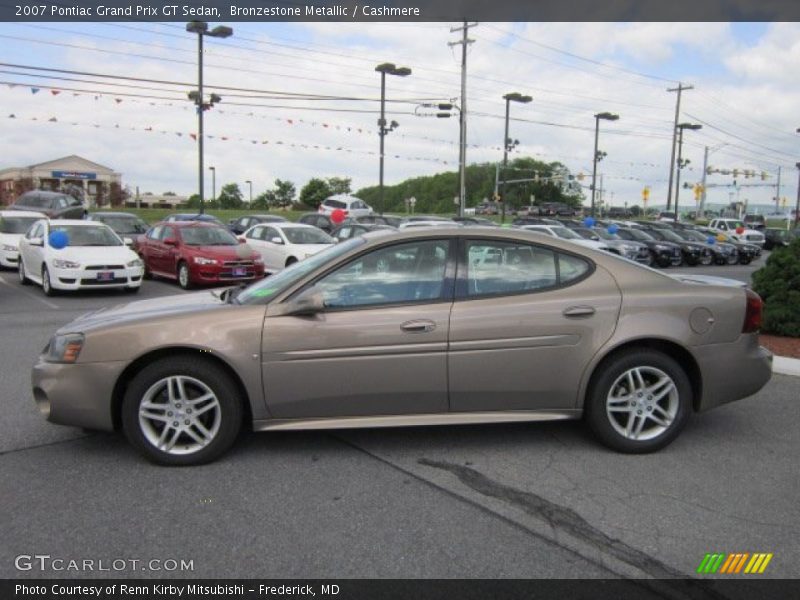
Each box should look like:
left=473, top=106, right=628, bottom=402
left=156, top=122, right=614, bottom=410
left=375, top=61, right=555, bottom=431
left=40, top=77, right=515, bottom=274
left=138, top=222, right=264, bottom=289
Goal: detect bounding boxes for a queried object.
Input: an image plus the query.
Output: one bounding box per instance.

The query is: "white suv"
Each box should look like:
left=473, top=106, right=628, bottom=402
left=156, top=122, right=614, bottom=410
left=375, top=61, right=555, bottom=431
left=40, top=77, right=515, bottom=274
left=708, top=218, right=765, bottom=247
left=318, top=195, right=373, bottom=218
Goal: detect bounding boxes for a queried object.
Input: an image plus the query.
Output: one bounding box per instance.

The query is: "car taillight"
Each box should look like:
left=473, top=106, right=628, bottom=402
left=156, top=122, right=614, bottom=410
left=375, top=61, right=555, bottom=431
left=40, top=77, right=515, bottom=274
left=742, top=288, right=763, bottom=333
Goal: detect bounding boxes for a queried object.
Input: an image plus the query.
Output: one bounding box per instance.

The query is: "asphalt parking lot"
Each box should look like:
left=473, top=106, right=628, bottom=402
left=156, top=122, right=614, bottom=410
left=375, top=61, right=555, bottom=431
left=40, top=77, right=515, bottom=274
left=1, top=256, right=798, bottom=582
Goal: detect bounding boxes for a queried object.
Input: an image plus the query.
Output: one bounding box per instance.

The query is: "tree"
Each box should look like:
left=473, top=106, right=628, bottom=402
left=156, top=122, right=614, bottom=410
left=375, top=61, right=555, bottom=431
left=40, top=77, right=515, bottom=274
left=752, top=238, right=800, bottom=336
left=271, top=179, right=296, bottom=209
left=217, top=183, right=244, bottom=209
left=185, top=194, right=200, bottom=208
left=630, top=205, right=642, bottom=217
left=251, top=192, right=270, bottom=210
left=327, top=177, right=352, bottom=195
left=299, top=178, right=332, bottom=210
left=109, top=183, right=129, bottom=208
left=0, top=177, right=34, bottom=206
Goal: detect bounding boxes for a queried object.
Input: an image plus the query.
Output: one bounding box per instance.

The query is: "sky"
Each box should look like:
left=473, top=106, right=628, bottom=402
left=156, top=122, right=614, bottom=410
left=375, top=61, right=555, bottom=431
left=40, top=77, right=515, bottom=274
left=1, top=20, right=799, bottom=211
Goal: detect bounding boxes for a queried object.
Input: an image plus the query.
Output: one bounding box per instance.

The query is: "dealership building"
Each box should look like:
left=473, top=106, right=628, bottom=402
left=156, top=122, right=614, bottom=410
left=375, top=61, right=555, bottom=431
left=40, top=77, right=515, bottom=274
left=0, top=155, right=122, bottom=207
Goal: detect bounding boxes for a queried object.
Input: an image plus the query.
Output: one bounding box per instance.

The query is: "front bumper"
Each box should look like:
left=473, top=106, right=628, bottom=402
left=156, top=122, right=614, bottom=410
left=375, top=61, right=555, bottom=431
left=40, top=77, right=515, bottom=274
left=31, top=357, right=128, bottom=431
left=190, top=263, right=265, bottom=284
left=0, top=248, right=18, bottom=267
left=692, top=334, right=772, bottom=412
left=51, top=266, right=144, bottom=290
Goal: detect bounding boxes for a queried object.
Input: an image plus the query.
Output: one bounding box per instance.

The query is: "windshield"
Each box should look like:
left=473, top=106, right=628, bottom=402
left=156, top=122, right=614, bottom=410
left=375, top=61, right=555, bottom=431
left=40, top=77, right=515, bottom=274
left=625, top=229, right=655, bottom=242
left=94, top=216, right=148, bottom=234
left=655, top=229, right=685, bottom=243
left=592, top=228, right=618, bottom=240
left=282, top=227, right=335, bottom=245
left=50, top=225, right=122, bottom=247
left=552, top=227, right=581, bottom=240
left=675, top=229, right=705, bottom=242
left=1, top=216, right=40, bottom=234
left=237, top=238, right=364, bottom=305
left=181, top=227, right=238, bottom=246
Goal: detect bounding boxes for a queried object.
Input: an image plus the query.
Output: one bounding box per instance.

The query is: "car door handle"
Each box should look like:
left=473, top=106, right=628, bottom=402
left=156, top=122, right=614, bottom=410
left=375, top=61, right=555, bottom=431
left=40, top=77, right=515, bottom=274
left=563, top=306, right=596, bottom=318
left=400, top=320, right=436, bottom=333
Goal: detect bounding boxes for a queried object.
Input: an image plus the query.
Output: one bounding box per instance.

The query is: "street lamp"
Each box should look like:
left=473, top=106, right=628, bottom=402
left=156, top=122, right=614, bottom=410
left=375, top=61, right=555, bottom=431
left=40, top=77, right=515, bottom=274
left=186, top=20, right=233, bottom=214
left=591, top=112, right=619, bottom=218
left=376, top=62, right=411, bottom=215
left=245, top=180, right=252, bottom=205
left=499, top=92, right=532, bottom=224
left=208, top=166, right=216, bottom=203
left=674, top=122, right=702, bottom=222
left=795, top=128, right=800, bottom=227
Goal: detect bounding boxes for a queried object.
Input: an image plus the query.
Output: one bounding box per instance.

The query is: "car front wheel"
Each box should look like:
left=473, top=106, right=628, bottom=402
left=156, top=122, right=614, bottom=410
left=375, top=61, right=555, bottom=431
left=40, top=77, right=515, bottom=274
left=121, top=357, right=243, bottom=466
left=41, top=266, right=56, bottom=296
left=585, top=350, right=691, bottom=453
left=177, top=261, right=192, bottom=290
left=18, top=259, right=30, bottom=285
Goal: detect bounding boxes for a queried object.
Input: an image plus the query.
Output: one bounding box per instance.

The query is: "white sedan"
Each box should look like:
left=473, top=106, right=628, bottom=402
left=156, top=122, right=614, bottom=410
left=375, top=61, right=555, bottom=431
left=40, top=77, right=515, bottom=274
left=240, top=222, right=335, bottom=273
left=518, top=224, right=612, bottom=252
left=0, top=210, right=47, bottom=268
left=18, top=219, right=144, bottom=296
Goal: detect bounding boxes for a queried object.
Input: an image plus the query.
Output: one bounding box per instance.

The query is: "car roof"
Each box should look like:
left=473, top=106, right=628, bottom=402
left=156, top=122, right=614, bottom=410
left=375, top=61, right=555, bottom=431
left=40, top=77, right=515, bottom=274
left=48, top=219, right=107, bottom=227
left=19, top=190, right=71, bottom=198
left=158, top=220, right=222, bottom=228
left=273, top=222, right=322, bottom=229
left=0, top=210, right=47, bottom=218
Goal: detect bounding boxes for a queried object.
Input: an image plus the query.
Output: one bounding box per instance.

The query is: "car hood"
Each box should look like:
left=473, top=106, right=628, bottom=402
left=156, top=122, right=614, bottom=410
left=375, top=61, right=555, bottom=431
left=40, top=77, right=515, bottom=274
left=187, top=245, right=259, bottom=260
left=0, top=232, right=24, bottom=246
left=291, top=243, right=335, bottom=255
left=668, top=274, right=746, bottom=288
left=61, top=290, right=230, bottom=333
left=51, top=245, right=139, bottom=263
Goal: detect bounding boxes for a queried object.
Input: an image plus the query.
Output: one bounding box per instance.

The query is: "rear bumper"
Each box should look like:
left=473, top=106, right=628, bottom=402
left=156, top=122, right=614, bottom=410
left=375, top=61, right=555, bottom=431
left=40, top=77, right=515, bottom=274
left=0, top=248, right=18, bottom=267
left=31, top=357, right=126, bottom=431
left=692, top=334, right=773, bottom=412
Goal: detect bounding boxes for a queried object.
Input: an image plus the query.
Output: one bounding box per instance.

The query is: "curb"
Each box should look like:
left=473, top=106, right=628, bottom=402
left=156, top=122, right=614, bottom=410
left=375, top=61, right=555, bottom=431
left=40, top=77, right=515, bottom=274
left=773, top=355, right=800, bottom=377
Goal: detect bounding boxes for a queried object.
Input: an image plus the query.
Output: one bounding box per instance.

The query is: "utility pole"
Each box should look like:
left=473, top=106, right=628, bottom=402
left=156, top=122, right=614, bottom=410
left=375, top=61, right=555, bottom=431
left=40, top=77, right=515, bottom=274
left=449, top=21, right=476, bottom=218
left=666, top=83, right=693, bottom=211
left=700, top=146, right=709, bottom=219
left=775, top=166, right=782, bottom=214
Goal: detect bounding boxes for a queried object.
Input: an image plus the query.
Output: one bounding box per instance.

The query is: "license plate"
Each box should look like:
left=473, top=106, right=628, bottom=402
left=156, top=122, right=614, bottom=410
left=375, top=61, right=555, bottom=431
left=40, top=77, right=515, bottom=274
left=97, top=271, right=114, bottom=281
left=233, top=267, right=247, bottom=277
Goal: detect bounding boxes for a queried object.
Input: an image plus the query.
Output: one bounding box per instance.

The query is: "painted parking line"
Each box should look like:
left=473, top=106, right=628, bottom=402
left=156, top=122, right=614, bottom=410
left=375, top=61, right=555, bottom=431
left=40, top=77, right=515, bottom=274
left=0, top=273, right=60, bottom=310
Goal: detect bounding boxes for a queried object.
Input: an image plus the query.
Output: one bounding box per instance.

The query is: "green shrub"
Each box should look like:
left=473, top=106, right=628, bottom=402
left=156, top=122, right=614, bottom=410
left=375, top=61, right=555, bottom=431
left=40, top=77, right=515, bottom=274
left=752, top=238, right=800, bottom=336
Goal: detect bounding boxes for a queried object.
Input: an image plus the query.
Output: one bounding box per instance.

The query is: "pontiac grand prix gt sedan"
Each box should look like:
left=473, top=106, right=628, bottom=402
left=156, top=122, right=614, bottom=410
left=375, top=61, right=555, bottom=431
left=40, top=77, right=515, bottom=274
left=32, top=228, right=772, bottom=465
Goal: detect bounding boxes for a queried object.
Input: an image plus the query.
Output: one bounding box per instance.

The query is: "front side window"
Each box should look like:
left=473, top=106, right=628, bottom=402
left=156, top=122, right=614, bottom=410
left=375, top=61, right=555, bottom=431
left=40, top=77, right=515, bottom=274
left=307, top=240, right=450, bottom=309
left=246, top=226, right=264, bottom=241
left=147, top=225, right=163, bottom=240
left=1, top=216, right=41, bottom=234
left=335, top=226, right=352, bottom=240
left=283, top=227, right=334, bottom=245
left=180, top=227, right=237, bottom=246
left=263, top=227, right=281, bottom=243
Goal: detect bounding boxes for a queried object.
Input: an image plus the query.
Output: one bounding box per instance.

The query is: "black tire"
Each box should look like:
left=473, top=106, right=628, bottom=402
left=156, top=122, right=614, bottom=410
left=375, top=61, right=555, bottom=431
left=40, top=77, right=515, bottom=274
left=285, top=256, right=298, bottom=268
left=140, top=256, right=152, bottom=280
left=124, top=286, right=140, bottom=294
left=739, top=256, right=752, bottom=265
left=41, top=266, right=57, bottom=297
left=656, top=256, right=671, bottom=268
left=585, top=349, right=692, bottom=453
left=18, top=259, right=30, bottom=285
left=177, top=261, right=192, bottom=290
left=121, top=357, right=243, bottom=466
left=685, top=256, right=698, bottom=267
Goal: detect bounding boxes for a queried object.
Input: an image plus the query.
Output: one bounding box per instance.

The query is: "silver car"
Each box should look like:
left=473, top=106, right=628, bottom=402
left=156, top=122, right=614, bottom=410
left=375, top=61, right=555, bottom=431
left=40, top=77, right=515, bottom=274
left=32, top=227, right=772, bottom=465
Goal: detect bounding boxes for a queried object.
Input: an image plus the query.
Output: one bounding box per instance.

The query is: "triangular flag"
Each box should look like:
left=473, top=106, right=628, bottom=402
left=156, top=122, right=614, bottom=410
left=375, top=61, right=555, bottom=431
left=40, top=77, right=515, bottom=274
left=145, top=127, right=152, bottom=131
left=31, top=88, right=40, bottom=94
left=51, top=90, right=60, bottom=96
left=48, top=117, right=57, bottom=122
left=8, top=114, right=15, bottom=118
left=287, top=119, right=293, bottom=124
left=189, top=133, right=197, bottom=141
left=115, top=99, right=122, bottom=104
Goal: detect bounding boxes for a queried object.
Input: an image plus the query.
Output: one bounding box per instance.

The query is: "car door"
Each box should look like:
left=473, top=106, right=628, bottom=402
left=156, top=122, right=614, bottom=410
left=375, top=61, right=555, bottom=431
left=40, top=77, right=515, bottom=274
left=258, top=226, right=286, bottom=271
left=448, top=238, right=622, bottom=412
left=243, top=225, right=268, bottom=262
left=20, top=221, right=46, bottom=281
left=149, top=225, right=173, bottom=276
left=261, top=238, right=456, bottom=419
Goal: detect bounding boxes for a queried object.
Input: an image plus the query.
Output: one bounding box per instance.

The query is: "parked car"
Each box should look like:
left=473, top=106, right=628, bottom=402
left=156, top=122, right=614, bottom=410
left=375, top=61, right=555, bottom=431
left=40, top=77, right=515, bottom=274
left=298, top=212, right=338, bottom=234
left=18, top=219, right=143, bottom=295
left=614, top=227, right=683, bottom=267
left=708, top=218, right=765, bottom=247
left=330, top=223, right=395, bottom=242
left=318, top=194, right=373, bottom=218
left=240, top=222, right=335, bottom=273
left=699, top=230, right=760, bottom=265
left=540, top=202, right=577, bottom=216
left=743, top=214, right=766, bottom=230
left=452, top=217, right=500, bottom=227
left=657, top=211, right=677, bottom=222
left=588, top=227, right=652, bottom=264
left=85, top=212, right=149, bottom=249
left=228, top=214, right=287, bottom=236
left=637, top=226, right=713, bottom=266
left=763, top=227, right=798, bottom=251
left=10, top=190, right=86, bottom=220
left=518, top=224, right=612, bottom=253
left=475, top=202, right=499, bottom=215
left=669, top=228, right=739, bottom=265
left=512, top=216, right=561, bottom=227
left=350, top=215, right=400, bottom=227
left=163, top=213, right=224, bottom=225
left=138, top=222, right=264, bottom=289
left=32, top=227, right=772, bottom=465
left=0, top=210, right=46, bottom=268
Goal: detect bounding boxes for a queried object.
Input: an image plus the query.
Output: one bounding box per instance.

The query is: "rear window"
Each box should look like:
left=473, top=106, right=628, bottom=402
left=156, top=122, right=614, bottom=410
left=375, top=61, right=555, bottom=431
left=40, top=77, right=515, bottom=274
left=0, top=216, right=41, bottom=234
left=16, top=194, right=50, bottom=208
left=324, top=199, right=347, bottom=209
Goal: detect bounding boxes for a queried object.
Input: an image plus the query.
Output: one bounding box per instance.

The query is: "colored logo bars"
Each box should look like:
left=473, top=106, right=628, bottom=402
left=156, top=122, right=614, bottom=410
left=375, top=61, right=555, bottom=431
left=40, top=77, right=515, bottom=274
left=697, top=553, right=773, bottom=575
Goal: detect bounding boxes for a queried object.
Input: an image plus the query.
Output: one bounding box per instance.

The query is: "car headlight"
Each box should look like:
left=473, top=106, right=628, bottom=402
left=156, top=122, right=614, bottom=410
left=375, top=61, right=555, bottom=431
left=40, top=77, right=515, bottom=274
left=654, top=244, right=670, bottom=251
left=193, top=256, right=217, bottom=265
left=45, top=333, right=84, bottom=364
left=52, top=259, right=81, bottom=269
left=253, top=258, right=264, bottom=265
left=126, top=258, right=143, bottom=268
left=2, top=244, right=16, bottom=252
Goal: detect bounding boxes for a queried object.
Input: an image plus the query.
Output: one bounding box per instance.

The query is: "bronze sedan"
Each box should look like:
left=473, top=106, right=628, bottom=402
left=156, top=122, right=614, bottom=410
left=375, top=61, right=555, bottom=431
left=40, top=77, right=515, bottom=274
left=32, top=228, right=772, bottom=465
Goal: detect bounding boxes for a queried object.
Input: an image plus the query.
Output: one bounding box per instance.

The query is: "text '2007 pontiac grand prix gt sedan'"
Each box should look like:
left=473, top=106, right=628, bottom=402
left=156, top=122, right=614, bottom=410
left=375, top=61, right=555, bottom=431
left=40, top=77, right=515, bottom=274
left=32, top=227, right=772, bottom=465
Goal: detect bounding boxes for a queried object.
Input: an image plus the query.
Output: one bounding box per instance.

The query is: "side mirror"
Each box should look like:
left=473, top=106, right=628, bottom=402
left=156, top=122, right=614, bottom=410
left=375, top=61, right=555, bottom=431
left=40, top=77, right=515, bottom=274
left=272, top=291, right=326, bottom=317
left=30, top=237, right=43, bottom=247
left=238, top=237, right=246, bottom=244
left=163, top=237, right=178, bottom=246
left=270, top=237, right=284, bottom=245
left=123, top=237, right=134, bottom=246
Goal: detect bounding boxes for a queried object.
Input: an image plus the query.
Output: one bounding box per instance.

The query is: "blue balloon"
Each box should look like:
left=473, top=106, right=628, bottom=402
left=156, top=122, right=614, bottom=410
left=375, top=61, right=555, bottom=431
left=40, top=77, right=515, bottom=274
left=583, top=216, right=596, bottom=227
left=706, top=235, right=716, bottom=245
left=48, top=230, right=69, bottom=249
left=607, top=224, right=619, bottom=234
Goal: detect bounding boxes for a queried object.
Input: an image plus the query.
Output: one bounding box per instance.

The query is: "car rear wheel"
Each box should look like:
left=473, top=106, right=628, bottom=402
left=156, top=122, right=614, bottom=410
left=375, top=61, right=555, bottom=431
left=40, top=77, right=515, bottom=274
left=585, top=350, right=691, bottom=453
left=121, top=357, right=243, bottom=466
left=699, top=254, right=713, bottom=266
left=18, top=259, right=30, bottom=285
left=41, top=266, right=56, bottom=296
left=177, top=261, right=192, bottom=290
left=739, top=256, right=752, bottom=265
left=285, top=256, right=298, bottom=268
left=726, top=253, right=738, bottom=265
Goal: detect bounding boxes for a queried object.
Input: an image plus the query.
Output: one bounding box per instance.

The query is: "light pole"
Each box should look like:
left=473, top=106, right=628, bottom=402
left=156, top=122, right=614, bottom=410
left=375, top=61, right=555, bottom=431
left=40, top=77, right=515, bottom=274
left=186, top=20, right=233, bottom=215
left=245, top=180, right=252, bottom=205
left=375, top=62, right=411, bottom=216
left=500, top=92, right=532, bottom=224
left=591, top=112, right=619, bottom=218
left=208, top=165, right=216, bottom=203
left=795, top=128, right=800, bottom=227
left=674, top=122, right=702, bottom=222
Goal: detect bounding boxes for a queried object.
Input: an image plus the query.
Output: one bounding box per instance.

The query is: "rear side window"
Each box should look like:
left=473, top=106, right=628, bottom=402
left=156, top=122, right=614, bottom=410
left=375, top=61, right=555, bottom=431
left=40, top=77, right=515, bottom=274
left=325, top=199, right=347, bottom=209
left=18, top=193, right=45, bottom=208
left=558, top=253, right=590, bottom=284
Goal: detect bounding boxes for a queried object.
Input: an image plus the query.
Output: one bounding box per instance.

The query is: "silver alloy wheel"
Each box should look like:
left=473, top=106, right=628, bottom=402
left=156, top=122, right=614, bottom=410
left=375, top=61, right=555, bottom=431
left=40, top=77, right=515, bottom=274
left=606, top=366, right=679, bottom=441
left=138, top=375, right=222, bottom=455
left=178, top=264, right=189, bottom=288
left=42, top=267, right=51, bottom=294
left=18, top=260, right=25, bottom=283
